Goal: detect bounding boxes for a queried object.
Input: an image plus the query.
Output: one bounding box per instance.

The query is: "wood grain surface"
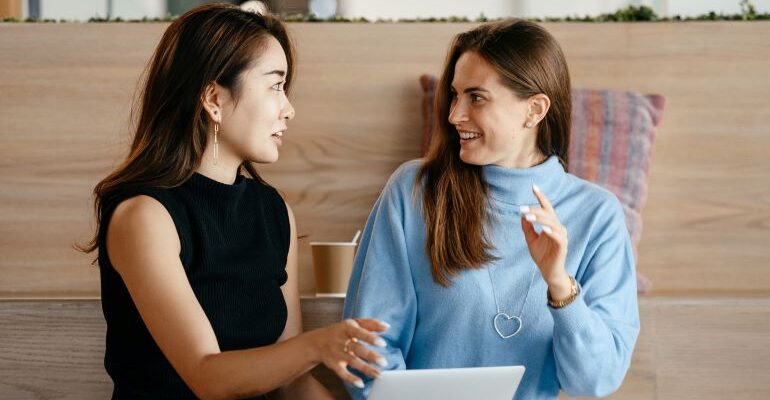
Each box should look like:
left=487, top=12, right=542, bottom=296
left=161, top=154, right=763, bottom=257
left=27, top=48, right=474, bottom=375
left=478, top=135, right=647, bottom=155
left=0, top=22, right=769, bottom=297
left=1, top=297, right=769, bottom=399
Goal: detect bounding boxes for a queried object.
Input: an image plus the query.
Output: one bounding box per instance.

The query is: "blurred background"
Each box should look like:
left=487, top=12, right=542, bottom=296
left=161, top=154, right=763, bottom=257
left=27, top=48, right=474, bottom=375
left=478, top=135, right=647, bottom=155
left=2, top=0, right=770, bottom=21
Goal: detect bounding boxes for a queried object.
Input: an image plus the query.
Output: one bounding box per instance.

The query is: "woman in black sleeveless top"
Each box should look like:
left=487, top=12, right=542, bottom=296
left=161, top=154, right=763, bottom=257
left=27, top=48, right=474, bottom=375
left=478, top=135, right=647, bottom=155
left=80, top=4, right=388, bottom=399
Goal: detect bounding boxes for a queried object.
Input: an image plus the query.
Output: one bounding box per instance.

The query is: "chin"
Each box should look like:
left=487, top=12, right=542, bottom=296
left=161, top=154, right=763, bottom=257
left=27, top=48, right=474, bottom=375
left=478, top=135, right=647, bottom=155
left=459, top=150, right=486, bottom=166
left=248, top=149, right=280, bottom=164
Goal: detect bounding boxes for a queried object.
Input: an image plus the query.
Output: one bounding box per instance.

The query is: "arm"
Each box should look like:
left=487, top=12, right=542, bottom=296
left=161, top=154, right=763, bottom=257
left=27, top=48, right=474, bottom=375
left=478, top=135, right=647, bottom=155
left=548, top=202, right=639, bottom=397
left=520, top=188, right=639, bottom=397
left=269, top=203, right=333, bottom=400
left=342, top=173, right=418, bottom=400
left=107, top=196, right=386, bottom=400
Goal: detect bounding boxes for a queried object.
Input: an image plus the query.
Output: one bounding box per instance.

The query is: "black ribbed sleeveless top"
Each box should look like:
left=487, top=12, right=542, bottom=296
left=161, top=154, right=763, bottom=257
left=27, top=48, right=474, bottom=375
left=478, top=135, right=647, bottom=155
left=98, top=172, right=290, bottom=399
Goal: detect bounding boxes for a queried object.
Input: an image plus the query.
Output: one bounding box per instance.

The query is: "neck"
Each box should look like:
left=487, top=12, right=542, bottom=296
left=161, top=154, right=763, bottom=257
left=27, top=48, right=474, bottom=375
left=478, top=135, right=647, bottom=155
left=496, top=149, right=548, bottom=169
left=197, top=146, right=242, bottom=184
left=481, top=155, right=566, bottom=206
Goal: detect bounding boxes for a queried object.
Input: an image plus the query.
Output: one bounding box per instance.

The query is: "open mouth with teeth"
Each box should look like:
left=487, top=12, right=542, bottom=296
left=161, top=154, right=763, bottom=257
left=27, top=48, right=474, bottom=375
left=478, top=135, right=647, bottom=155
left=271, top=130, right=284, bottom=138
left=458, top=130, right=482, bottom=142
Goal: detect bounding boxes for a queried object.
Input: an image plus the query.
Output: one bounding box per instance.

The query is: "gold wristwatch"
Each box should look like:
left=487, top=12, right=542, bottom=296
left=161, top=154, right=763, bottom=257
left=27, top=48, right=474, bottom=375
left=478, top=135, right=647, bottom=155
left=547, top=276, right=580, bottom=309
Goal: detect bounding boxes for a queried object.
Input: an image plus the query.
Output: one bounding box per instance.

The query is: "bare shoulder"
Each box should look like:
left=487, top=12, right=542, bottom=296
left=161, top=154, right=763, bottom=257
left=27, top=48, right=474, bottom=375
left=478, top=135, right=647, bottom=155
left=107, top=195, right=181, bottom=273
left=109, top=195, right=177, bottom=238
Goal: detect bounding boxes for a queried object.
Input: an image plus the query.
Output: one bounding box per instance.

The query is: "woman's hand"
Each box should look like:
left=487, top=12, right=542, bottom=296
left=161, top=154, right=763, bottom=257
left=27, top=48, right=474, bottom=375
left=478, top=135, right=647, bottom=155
left=307, top=318, right=389, bottom=389
left=520, top=185, right=572, bottom=300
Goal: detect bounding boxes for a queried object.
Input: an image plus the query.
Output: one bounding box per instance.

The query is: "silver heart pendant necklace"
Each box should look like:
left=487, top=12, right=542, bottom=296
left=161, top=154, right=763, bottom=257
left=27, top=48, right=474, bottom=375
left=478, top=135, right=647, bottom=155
left=488, top=264, right=537, bottom=339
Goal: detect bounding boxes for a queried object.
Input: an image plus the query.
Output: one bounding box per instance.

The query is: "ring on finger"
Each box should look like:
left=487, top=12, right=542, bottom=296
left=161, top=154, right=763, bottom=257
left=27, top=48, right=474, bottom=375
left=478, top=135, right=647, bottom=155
left=342, top=337, right=358, bottom=354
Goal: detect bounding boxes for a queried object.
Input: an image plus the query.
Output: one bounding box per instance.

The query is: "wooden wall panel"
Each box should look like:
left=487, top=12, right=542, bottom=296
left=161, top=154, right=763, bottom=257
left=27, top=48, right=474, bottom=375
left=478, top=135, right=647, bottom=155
left=0, top=22, right=769, bottom=297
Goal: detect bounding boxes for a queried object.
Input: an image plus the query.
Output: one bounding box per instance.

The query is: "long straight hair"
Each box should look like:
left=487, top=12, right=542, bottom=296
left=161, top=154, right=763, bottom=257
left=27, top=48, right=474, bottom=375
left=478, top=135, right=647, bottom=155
left=79, top=4, right=295, bottom=256
left=417, top=19, right=572, bottom=286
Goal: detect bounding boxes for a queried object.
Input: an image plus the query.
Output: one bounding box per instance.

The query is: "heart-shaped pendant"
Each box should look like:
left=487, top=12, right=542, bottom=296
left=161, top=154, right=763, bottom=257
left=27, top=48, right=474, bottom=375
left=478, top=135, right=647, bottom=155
left=493, top=312, right=522, bottom=339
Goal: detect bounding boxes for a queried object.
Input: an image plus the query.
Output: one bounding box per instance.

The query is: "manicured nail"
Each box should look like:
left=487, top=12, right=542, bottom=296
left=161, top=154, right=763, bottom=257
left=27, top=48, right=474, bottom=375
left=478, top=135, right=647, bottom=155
left=542, top=226, right=552, bottom=234
left=374, top=338, right=387, bottom=347
left=381, top=321, right=391, bottom=330
left=533, top=184, right=541, bottom=193
left=525, top=213, right=536, bottom=222
left=376, top=357, right=388, bottom=367
left=519, top=205, right=530, bottom=213
left=354, top=380, right=365, bottom=389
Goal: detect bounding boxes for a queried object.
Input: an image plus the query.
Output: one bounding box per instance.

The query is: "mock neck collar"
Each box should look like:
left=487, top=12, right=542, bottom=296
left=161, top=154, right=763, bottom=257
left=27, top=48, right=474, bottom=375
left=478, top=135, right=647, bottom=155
left=187, top=171, right=248, bottom=199
left=481, top=155, right=567, bottom=207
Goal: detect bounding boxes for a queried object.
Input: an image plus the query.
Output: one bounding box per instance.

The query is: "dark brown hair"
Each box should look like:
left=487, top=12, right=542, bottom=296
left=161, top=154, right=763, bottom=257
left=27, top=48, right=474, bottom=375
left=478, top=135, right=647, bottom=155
left=79, top=4, right=294, bottom=255
left=417, top=19, right=571, bottom=286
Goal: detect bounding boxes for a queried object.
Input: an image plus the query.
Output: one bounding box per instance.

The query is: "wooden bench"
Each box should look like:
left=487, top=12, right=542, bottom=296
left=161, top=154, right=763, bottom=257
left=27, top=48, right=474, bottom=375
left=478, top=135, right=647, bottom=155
left=2, top=297, right=770, bottom=399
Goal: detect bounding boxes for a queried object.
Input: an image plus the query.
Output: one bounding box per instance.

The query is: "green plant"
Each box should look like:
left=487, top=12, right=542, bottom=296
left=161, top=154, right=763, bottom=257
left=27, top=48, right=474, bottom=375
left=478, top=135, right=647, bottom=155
left=2, top=2, right=769, bottom=23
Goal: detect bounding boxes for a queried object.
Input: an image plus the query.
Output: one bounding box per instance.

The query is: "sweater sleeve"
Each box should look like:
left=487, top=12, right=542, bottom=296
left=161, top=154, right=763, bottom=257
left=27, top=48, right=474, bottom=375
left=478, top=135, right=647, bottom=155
left=342, top=166, right=418, bottom=400
left=549, top=197, right=640, bottom=397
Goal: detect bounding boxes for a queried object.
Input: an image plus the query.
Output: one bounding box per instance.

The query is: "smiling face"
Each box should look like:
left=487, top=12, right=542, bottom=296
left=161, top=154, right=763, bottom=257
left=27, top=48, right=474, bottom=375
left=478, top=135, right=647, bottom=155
left=448, top=51, right=542, bottom=168
left=209, top=36, right=295, bottom=165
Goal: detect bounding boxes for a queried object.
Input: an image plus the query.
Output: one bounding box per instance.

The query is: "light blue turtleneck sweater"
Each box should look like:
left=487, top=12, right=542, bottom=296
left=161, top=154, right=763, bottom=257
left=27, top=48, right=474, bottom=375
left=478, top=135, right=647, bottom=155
left=342, top=156, right=639, bottom=399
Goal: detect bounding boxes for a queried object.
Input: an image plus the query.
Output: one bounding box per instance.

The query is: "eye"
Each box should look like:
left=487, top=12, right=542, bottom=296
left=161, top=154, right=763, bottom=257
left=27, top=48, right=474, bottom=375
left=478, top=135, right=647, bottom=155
left=271, top=81, right=285, bottom=91
left=470, top=93, right=484, bottom=103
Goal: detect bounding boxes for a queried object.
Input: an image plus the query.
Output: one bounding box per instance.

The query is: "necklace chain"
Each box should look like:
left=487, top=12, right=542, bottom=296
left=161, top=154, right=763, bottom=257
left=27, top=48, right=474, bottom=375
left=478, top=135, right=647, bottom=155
left=487, top=264, right=538, bottom=338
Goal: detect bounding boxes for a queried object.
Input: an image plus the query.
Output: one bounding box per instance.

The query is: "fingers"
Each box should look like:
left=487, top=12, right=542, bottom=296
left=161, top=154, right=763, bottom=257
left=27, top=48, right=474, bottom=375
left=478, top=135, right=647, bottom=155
left=520, top=208, right=563, bottom=234
left=331, top=361, right=366, bottom=389
left=344, top=319, right=387, bottom=348
left=532, top=184, right=554, bottom=212
left=519, top=203, right=568, bottom=244
left=354, top=318, right=390, bottom=333
left=345, top=341, right=385, bottom=378
left=346, top=355, right=380, bottom=380
left=320, top=319, right=391, bottom=389
left=348, top=337, right=388, bottom=368
left=520, top=215, right=538, bottom=245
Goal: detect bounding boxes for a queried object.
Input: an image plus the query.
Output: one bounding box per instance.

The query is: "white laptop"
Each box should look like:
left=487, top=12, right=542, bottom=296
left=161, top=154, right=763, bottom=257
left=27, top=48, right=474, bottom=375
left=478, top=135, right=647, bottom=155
left=368, top=366, right=525, bottom=400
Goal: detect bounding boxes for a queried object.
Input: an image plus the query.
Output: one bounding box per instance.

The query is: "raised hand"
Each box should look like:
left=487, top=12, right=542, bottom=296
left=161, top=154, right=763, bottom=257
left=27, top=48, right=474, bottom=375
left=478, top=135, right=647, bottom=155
left=520, top=185, right=572, bottom=298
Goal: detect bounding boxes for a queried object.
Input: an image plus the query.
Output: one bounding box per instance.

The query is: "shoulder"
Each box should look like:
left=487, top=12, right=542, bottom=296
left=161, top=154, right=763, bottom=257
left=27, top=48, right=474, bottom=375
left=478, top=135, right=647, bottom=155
left=252, top=178, right=289, bottom=211
left=384, top=159, right=424, bottom=193
left=107, top=195, right=181, bottom=271
left=273, top=189, right=295, bottom=234
left=246, top=178, right=292, bottom=248
left=243, top=177, right=288, bottom=213
left=562, top=174, right=626, bottom=224
left=109, top=195, right=178, bottom=240
left=392, top=158, right=424, bottom=178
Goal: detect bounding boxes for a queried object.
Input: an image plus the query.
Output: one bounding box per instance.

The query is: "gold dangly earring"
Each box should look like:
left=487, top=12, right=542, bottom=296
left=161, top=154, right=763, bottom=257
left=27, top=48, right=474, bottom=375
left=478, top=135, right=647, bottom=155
left=212, top=110, right=220, bottom=166
left=213, top=121, right=219, bottom=166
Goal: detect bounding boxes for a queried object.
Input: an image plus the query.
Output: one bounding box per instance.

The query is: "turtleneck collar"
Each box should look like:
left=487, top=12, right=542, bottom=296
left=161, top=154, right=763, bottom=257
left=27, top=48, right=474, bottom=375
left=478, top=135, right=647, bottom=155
left=481, top=155, right=567, bottom=207
left=187, top=171, right=248, bottom=199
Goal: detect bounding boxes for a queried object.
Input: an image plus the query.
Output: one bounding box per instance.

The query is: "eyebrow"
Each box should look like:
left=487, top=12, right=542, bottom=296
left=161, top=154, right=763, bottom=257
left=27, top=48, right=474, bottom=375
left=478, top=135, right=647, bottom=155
left=451, top=85, right=490, bottom=93
left=263, top=69, right=286, bottom=77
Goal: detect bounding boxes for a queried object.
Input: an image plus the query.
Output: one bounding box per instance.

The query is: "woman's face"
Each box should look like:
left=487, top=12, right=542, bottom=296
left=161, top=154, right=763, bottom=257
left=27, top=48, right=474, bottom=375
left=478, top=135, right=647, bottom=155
left=448, top=51, right=540, bottom=168
left=217, top=36, right=295, bottom=164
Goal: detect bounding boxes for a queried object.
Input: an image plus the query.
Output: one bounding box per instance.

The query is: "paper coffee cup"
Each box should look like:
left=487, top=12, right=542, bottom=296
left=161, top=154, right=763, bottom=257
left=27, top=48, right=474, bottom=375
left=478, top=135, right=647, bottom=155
left=310, top=242, right=357, bottom=296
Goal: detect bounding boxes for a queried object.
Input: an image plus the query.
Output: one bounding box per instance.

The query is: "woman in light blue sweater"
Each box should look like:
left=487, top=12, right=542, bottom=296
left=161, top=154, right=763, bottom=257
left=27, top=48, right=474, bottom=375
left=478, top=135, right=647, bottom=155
left=343, top=19, right=639, bottom=399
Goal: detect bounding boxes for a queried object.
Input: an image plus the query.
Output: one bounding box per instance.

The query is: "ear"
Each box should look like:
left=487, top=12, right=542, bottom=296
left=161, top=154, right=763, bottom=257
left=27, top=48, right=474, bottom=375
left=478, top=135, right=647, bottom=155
left=526, top=93, right=551, bottom=128
left=201, top=82, right=225, bottom=122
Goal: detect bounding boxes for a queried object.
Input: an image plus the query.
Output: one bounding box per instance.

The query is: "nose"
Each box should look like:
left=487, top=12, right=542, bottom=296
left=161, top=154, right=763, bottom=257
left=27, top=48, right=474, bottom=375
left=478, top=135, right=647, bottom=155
left=281, top=98, right=295, bottom=121
left=448, top=98, right=467, bottom=125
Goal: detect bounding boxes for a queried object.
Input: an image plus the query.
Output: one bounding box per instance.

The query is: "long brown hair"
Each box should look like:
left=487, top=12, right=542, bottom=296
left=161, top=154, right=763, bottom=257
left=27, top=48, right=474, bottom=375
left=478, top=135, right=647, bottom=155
left=418, top=19, right=571, bottom=286
left=79, top=4, right=295, bottom=255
